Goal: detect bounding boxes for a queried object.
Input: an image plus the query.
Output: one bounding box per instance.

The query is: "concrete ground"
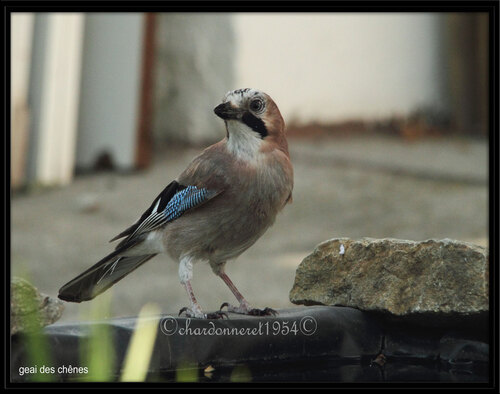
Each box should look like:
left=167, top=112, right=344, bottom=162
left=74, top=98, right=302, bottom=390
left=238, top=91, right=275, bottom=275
left=11, top=134, right=488, bottom=322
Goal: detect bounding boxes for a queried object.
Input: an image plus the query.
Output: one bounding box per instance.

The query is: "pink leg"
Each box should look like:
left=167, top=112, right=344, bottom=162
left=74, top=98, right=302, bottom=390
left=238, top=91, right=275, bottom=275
left=219, top=272, right=252, bottom=312
left=179, top=280, right=227, bottom=319
left=218, top=272, right=277, bottom=316
left=178, top=256, right=226, bottom=319
left=181, top=281, right=205, bottom=318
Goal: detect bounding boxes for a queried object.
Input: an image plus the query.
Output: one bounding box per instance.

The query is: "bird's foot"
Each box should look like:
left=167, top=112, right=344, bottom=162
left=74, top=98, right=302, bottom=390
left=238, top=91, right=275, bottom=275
left=178, top=306, right=227, bottom=319
left=206, top=310, right=228, bottom=319
left=219, top=302, right=278, bottom=316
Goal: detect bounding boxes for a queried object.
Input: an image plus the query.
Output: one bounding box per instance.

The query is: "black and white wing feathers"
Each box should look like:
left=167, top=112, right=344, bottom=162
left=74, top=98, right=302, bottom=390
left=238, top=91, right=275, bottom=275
left=58, top=180, right=221, bottom=302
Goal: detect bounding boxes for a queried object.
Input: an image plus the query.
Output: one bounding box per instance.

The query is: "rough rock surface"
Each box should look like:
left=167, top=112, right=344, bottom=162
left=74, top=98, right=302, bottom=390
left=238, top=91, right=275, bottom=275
left=289, top=238, right=488, bottom=317
left=11, top=277, right=64, bottom=335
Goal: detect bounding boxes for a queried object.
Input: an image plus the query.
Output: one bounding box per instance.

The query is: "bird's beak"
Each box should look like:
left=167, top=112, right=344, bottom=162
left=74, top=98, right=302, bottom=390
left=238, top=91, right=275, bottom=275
left=214, top=102, right=242, bottom=120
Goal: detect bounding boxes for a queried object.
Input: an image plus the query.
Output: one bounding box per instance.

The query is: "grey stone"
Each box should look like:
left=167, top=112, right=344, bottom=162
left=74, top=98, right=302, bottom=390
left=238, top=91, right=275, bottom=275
left=11, top=277, right=64, bottom=335
left=289, top=238, right=488, bottom=317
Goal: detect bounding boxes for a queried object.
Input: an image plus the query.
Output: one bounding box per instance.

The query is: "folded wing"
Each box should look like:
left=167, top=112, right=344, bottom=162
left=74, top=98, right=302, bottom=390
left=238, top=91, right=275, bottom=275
left=58, top=180, right=222, bottom=302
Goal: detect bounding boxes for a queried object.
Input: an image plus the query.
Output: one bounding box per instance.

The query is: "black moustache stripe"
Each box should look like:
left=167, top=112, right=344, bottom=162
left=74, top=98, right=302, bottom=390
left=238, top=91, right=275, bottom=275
left=241, top=112, right=268, bottom=139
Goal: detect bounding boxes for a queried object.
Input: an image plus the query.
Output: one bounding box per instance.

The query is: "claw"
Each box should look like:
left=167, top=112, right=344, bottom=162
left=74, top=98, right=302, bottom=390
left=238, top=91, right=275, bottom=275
left=219, top=302, right=278, bottom=316
left=178, top=306, right=205, bottom=318
left=248, top=307, right=278, bottom=316
left=206, top=311, right=228, bottom=319
left=179, top=306, right=228, bottom=319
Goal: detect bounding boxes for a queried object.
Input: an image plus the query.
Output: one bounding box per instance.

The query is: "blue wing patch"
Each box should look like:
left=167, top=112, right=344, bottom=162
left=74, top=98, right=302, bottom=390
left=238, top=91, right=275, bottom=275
left=115, top=185, right=219, bottom=249
left=164, top=186, right=216, bottom=222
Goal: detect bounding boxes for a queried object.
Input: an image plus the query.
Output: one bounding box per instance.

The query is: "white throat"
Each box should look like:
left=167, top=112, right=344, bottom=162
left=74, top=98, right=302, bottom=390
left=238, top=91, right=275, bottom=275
left=225, top=120, right=263, bottom=162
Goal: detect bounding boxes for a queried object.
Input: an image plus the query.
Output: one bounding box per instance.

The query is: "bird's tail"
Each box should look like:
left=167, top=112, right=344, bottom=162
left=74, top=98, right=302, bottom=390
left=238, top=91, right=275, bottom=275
left=58, top=251, right=157, bottom=303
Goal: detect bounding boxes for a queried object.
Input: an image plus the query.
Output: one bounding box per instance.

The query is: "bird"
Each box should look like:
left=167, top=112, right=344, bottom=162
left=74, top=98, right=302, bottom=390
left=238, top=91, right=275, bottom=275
left=58, top=88, right=294, bottom=319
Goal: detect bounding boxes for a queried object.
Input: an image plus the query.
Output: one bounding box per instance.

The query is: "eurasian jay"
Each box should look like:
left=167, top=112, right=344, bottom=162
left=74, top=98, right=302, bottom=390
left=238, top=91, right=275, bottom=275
left=58, top=88, right=294, bottom=319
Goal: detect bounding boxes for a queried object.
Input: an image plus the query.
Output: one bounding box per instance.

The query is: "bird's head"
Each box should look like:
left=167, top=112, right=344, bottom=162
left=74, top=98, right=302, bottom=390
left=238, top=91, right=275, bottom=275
left=214, top=88, right=287, bottom=159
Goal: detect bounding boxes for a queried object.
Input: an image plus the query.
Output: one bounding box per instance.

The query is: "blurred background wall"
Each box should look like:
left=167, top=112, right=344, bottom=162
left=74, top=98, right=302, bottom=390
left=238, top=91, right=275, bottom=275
left=76, top=13, right=144, bottom=171
left=11, top=12, right=489, bottom=189
left=236, top=13, right=447, bottom=123
left=153, top=13, right=235, bottom=146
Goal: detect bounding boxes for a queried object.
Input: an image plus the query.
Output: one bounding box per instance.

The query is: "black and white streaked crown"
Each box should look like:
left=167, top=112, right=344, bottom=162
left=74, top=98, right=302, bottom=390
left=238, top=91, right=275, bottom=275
left=222, top=88, right=261, bottom=104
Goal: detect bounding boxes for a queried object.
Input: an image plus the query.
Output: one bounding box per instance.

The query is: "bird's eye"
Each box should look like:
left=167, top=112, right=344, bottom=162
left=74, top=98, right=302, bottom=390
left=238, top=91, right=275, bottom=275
left=249, top=99, right=265, bottom=113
